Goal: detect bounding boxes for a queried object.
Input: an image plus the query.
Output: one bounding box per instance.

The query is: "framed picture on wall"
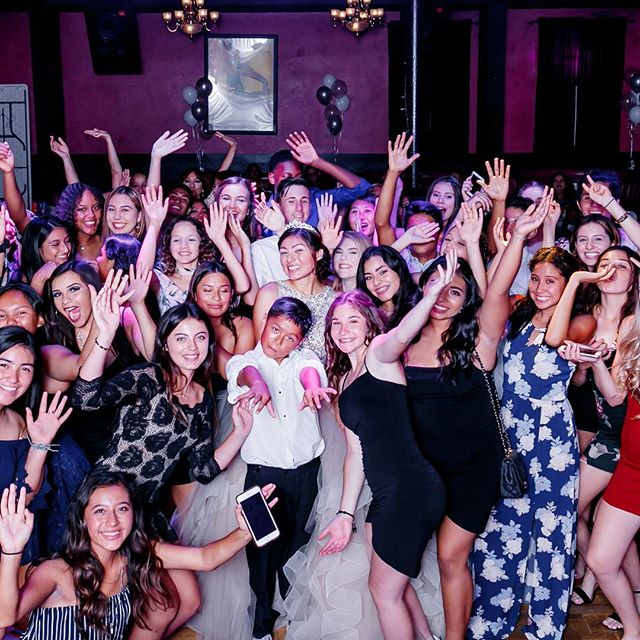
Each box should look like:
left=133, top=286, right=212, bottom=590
left=204, top=35, right=278, bottom=134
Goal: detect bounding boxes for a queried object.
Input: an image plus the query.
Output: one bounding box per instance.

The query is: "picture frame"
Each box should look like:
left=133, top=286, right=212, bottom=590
left=204, top=34, right=278, bottom=135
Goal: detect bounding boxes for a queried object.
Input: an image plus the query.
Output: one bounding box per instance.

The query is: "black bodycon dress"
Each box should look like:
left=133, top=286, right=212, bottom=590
left=338, top=367, right=445, bottom=578
left=405, top=364, right=502, bottom=535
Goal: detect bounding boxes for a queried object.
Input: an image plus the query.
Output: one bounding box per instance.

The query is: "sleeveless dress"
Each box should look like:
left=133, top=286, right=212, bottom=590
left=405, top=363, right=502, bottom=534
left=338, top=367, right=446, bottom=578
left=469, top=323, right=578, bottom=640
left=21, top=586, right=131, bottom=640
left=604, top=393, right=640, bottom=515
left=276, top=282, right=335, bottom=363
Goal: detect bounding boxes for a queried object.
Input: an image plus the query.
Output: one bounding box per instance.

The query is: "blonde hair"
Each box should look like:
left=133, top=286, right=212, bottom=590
left=616, top=275, right=640, bottom=400
left=102, top=186, right=145, bottom=241
left=332, top=231, right=372, bottom=292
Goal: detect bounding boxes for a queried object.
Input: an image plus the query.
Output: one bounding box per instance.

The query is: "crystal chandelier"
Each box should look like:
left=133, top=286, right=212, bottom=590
left=330, top=0, right=385, bottom=36
left=161, top=0, right=220, bottom=39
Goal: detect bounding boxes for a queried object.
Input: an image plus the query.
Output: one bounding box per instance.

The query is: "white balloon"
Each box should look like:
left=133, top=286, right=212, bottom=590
left=322, top=73, right=336, bottom=89
left=336, top=95, right=351, bottom=113
left=630, top=106, right=640, bottom=125
left=184, top=108, right=198, bottom=127
left=182, top=86, right=198, bottom=105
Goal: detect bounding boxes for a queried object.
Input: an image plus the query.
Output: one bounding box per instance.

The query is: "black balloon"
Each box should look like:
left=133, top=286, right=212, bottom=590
left=199, top=127, right=214, bottom=140
left=331, top=79, right=348, bottom=98
left=191, top=101, right=207, bottom=122
left=629, top=73, right=640, bottom=93
left=324, top=104, right=341, bottom=120
left=196, top=77, right=213, bottom=97
left=625, top=67, right=640, bottom=85
left=316, top=86, right=333, bottom=106
left=327, top=115, right=343, bottom=136
left=621, top=93, right=637, bottom=112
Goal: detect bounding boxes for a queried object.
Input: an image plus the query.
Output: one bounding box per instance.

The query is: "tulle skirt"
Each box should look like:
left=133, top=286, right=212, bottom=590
left=173, top=392, right=255, bottom=640
left=282, top=406, right=445, bottom=639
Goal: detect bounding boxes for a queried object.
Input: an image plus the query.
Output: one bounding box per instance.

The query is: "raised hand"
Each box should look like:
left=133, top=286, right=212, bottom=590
left=0, top=204, right=7, bottom=245
left=214, top=131, right=237, bottom=148
left=84, top=128, right=112, bottom=142
left=90, top=269, right=133, bottom=343
left=126, top=263, right=152, bottom=305
left=582, top=175, right=615, bottom=209
left=0, top=484, right=34, bottom=555
left=237, top=378, right=276, bottom=417
left=49, top=136, right=71, bottom=160
left=231, top=398, right=255, bottom=440
left=403, top=221, right=440, bottom=245
left=25, top=391, right=73, bottom=446
left=0, top=142, right=15, bottom=173
left=228, top=214, right=250, bottom=247
left=422, top=249, right=457, bottom=301
left=204, top=201, right=229, bottom=246
left=286, top=131, right=319, bottom=166
left=254, top=194, right=285, bottom=234
left=151, top=130, right=189, bottom=159
left=493, top=217, right=510, bottom=254
left=544, top=198, right=562, bottom=235
left=298, top=387, right=337, bottom=411
left=117, top=168, right=131, bottom=188
left=479, top=157, right=511, bottom=201
left=466, top=190, right=493, bottom=214
left=141, top=185, right=169, bottom=228
left=387, top=132, right=420, bottom=174
left=318, top=515, right=354, bottom=556
left=317, top=194, right=343, bottom=252
left=512, top=187, right=551, bottom=241
left=457, top=201, right=484, bottom=245
left=462, top=175, right=474, bottom=201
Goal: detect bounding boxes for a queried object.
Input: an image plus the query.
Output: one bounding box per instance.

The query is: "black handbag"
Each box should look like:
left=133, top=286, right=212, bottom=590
left=474, top=349, right=528, bottom=499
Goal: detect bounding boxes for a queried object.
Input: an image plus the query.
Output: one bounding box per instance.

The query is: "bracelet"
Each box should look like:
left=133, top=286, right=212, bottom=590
left=605, top=197, right=616, bottom=209
left=27, top=433, right=59, bottom=453
left=1, top=549, right=24, bottom=556
left=616, top=212, right=629, bottom=225
left=336, top=510, right=357, bottom=533
left=95, top=339, right=110, bottom=351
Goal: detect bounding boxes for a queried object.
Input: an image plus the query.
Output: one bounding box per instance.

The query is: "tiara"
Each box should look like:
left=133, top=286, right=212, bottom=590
left=284, top=220, right=320, bottom=235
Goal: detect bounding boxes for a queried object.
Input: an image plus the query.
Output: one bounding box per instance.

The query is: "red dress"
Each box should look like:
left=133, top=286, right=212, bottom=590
left=604, top=393, right=640, bottom=515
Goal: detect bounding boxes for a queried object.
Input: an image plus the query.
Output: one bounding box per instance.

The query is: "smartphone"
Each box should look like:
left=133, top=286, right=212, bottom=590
left=236, top=485, right=280, bottom=547
left=469, top=170, right=485, bottom=194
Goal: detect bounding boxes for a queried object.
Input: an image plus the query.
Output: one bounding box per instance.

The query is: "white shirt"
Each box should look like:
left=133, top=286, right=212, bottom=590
left=250, top=236, right=286, bottom=286
left=401, top=248, right=435, bottom=275
left=226, top=343, right=326, bottom=469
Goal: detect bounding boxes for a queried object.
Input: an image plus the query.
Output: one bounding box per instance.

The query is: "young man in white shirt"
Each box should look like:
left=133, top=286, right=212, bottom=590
left=226, top=297, right=335, bottom=640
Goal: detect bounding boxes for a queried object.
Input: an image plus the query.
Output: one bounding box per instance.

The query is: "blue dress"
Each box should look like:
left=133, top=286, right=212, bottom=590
left=468, top=323, right=578, bottom=640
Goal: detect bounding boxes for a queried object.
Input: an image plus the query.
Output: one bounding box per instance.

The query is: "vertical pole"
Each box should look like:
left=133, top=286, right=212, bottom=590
left=409, top=0, right=422, bottom=189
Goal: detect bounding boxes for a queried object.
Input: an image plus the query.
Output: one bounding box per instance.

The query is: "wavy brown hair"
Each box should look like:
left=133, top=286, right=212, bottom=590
left=157, top=217, right=219, bottom=276
left=325, top=290, right=387, bottom=396
left=61, top=470, right=172, bottom=636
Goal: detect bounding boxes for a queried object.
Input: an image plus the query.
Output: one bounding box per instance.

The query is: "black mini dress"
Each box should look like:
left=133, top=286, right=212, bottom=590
left=339, top=367, right=445, bottom=578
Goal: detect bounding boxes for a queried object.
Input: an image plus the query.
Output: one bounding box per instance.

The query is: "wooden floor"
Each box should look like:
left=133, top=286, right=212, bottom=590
left=169, top=591, right=625, bottom=639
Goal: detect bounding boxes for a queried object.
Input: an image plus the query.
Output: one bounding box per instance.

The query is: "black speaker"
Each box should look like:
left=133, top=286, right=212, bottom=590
left=84, top=10, right=142, bottom=75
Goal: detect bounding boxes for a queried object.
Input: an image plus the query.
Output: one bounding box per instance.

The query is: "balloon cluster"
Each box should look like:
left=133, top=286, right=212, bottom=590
left=182, top=77, right=214, bottom=133
left=316, top=73, right=350, bottom=136
left=621, top=68, right=640, bottom=126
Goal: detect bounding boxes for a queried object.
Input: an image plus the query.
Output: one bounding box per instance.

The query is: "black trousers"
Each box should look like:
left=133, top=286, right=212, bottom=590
left=244, top=457, right=321, bottom=638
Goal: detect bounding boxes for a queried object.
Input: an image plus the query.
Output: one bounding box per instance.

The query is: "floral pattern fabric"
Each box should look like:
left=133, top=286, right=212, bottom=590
left=469, top=323, right=578, bottom=640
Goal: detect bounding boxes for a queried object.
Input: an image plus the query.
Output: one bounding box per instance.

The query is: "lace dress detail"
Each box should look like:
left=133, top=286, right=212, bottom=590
left=276, top=282, right=335, bottom=363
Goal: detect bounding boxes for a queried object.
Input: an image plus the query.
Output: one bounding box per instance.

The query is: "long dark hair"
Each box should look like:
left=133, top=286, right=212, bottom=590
left=569, top=214, right=619, bottom=265
left=419, top=256, right=482, bottom=375
left=583, top=245, right=640, bottom=322
left=43, top=261, right=103, bottom=352
left=324, top=290, right=387, bottom=395
left=278, top=227, right=333, bottom=285
left=188, top=260, right=239, bottom=340
left=153, top=303, right=215, bottom=404
left=157, top=217, right=218, bottom=276
left=61, top=470, right=172, bottom=636
left=21, top=217, right=75, bottom=282
left=356, top=245, right=420, bottom=329
left=426, top=175, right=462, bottom=231
left=0, top=326, right=41, bottom=411
left=508, top=247, right=580, bottom=339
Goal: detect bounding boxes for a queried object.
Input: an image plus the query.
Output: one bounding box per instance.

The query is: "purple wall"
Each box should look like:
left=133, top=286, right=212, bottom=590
left=59, top=12, right=393, bottom=156
left=504, top=8, right=640, bottom=153
left=0, top=13, right=36, bottom=151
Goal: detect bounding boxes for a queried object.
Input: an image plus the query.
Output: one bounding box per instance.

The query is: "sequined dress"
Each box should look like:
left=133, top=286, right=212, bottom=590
left=276, top=281, right=335, bottom=363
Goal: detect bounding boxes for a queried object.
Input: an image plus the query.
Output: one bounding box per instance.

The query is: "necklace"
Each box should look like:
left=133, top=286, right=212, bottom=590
left=175, top=264, right=195, bottom=278
left=102, top=555, right=126, bottom=587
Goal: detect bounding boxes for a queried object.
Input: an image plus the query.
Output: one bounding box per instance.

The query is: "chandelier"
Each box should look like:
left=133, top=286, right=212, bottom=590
left=330, top=0, right=385, bottom=36
left=162, top=0, right=220, bottom=38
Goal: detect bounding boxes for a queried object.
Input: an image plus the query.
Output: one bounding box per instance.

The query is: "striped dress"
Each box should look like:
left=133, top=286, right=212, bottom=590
left=21, top=586, right=131, bottom=640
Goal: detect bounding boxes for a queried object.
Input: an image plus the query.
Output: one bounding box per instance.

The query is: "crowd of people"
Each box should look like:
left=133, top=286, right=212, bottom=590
left=0, top=124, right=639, bottom=640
